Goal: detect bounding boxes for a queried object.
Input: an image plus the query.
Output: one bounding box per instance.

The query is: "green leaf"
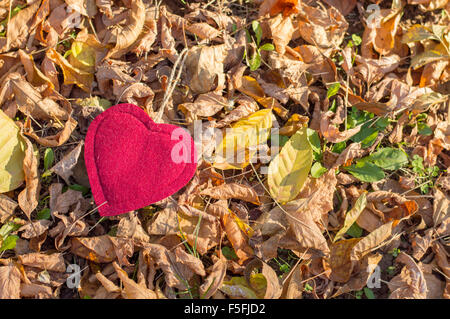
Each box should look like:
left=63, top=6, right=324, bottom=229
left=327, top=83, right=341, bottom=99
left=222, top=246, right=238, bottom=260
left=37, top=208, right=51, bottom=220
left=311, top=162, right=327, bottom=178
left=68, top=184, right=90, bottom=195
left=332, top=142, right=347, bottom=154
left=43, top=148, right=54, bottom=171
left=364, top=287, right=376, bottom=299
left=350, top=122, right=378, bottom=148
left=0, top=234, right=18, bottom=252
left=0, top=110, right=27, bottom=193
left=365, top=147, right=408, bottom=170
left=249, top=51, right=261, bottom=71
left=418, top=123, right=432, bottom=136
left=252, top=21, right=263, bottom=46
left=259, top=43, right=275, bottom=51
left=268, top=126, right=313, bottom=203
left=346, top=223, right=363, bottom=238
left=0, top=220, right=21, bottom=238
left=351, top=34, right=362, bottom=46
left=306, top=128, right=321, bottom=154
left=345, top=161, right=385, bottom=182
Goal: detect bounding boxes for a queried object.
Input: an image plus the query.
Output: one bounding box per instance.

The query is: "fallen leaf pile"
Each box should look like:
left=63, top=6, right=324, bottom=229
left=0, top=0, right=449, bottom=299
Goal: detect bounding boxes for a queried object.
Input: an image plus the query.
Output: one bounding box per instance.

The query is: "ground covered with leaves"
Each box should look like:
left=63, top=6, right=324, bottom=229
left=0, top=0, right=449, bottom=299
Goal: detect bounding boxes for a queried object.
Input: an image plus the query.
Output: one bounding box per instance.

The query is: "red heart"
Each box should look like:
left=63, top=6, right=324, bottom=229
left=84, top=103, right=197, bottom=216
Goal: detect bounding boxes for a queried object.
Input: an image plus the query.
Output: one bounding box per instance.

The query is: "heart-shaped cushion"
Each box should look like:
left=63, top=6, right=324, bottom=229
left=84, top=103, right=197, bottom=216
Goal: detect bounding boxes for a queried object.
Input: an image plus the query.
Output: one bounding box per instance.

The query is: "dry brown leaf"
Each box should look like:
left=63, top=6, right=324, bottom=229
left=19, top=220, right=51, bottom=239
left=296, top=3, right=348, bottom=49
left=178, top=91, right=227, bottom=123
left=362, top=8, right=402, bottom=57
left=215, top=96, right=259, bottom=128
left=71, top=235, right=133, bottom=265
left=17, top=135, right=39, bottom=220
left=411, top=230, right=433, bottom=260
left=323, top=0, right=357, bottom=16
left=0, top=194, right=17, bottom=223
left=0, top=73, right=68, bottom=121
left=332, top=253, right=382, bottom=297
left=141, top=243, right=195, bottom=290
left=199, top=255, right=227, bottom=299
left=49, top=141, right=83, bottom=184
left=174, top=246, right=206, bottom=277
left=268, top=14, right=294, bottom=55
left=147, top=203, right=178, bottom=236
left=112, top=262, right=156, bottom=299
left=389, top=252, right=427, bottom=299
left=320, top=111, right=361, bottom=143
left=4, top=1, right=40, bottom=52
left=104, top=0, right=145, bottom=59
left=351, top=221, right=393, bottom=261
left=185, top=45, right=227, bottom=94
left=222, top=210, right=254, bottom=263
left=18, top=252, right=66, bottom=272
left=200, top=183, right=261, bottom=205
left=178, top=205, right=221, bottom=255
left=186, top=22, right=221, bottom=40
left=20, top=283, right=53, bottom=298
left=0, top=263, right=21, bottom=299
left=117, top=212, right=150, bottom=244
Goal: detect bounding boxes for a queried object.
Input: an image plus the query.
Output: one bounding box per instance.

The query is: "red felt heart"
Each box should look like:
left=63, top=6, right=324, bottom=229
left=84, top=103, right=197, bottom=216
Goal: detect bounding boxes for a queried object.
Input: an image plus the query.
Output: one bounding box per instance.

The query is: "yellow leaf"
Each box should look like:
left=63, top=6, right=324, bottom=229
left=0, top=110, right=26, bottom=193
left=213, top=109, right=272, bottom=170
left=333, top=192, right=367, bottom=242
left=68, top=41, right=96, bottom=73
left=46, top=48, right=93, bottom=92
left=220, top=276, right=259, bottom=299
left=231, top=210, right=254, bottom=237
left=268, top=125, right=313, bottom=203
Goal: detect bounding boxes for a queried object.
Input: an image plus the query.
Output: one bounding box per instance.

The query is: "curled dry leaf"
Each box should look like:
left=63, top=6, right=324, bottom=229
left=4, top=0, right=40, bottom=52
left=222, top=210, right=254, bottom=263
left=19, top=220, right=51, bottom=239
left=244, top=258, right=282, bottom=299
left=46, top=48, right=93, bottom=92
left=389, top=252, right=427, bottom=299
left=178, top=91, right=227, bottom=123
left=71, top=235, right=133, bottom=265
left=17, top=134, right=40, bottom=220
left=49, top=141, right=84, bottom=184
left=112, top=262, right=156, bottom=299
left=296, top=3, right=348, bottom=49
left=199, top=256, right=227, bottom=299
left=104, top=0, right=145, bottom=59
left=320, top=111, right=361, bottom=143
left=18, top=252, right=66, bottom=272
left=185, top=44, right=227, bottom=95
left=200, top=183, right=261, bottom=205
